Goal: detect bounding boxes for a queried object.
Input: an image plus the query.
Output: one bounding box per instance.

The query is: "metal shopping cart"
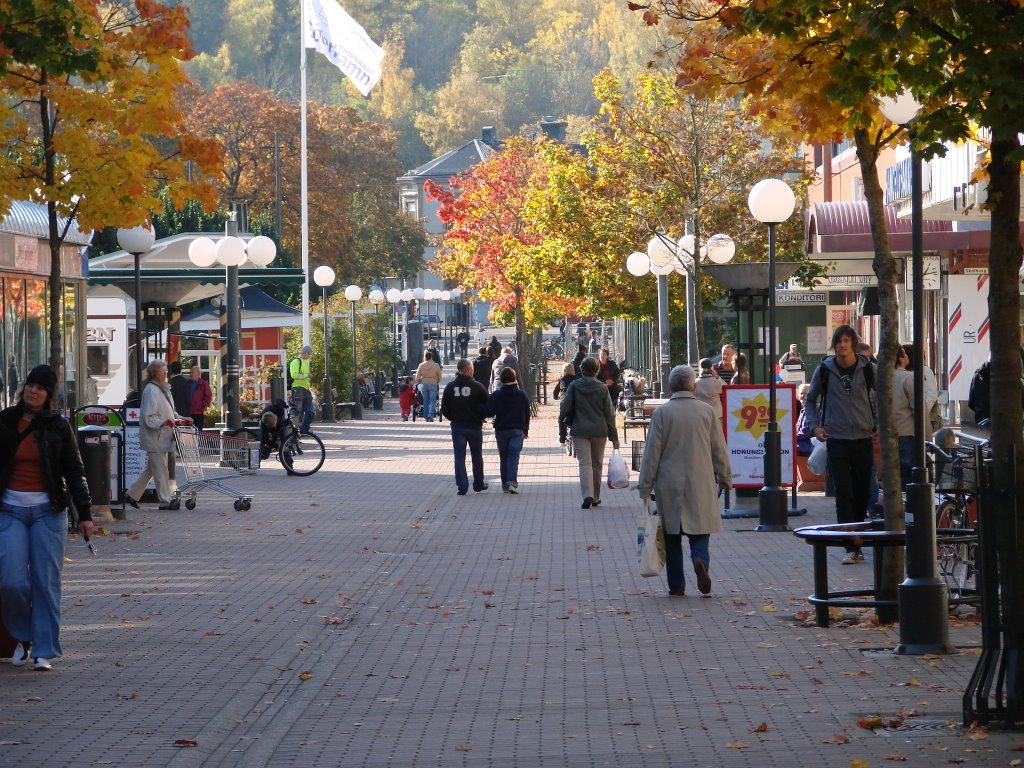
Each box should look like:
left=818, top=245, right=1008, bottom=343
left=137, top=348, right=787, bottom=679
left=173, top=426, right=260, bottom=510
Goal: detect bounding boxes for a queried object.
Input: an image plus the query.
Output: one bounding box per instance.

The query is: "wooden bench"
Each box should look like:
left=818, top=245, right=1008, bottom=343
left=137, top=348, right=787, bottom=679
left=793, top=521, right=906, bottom=627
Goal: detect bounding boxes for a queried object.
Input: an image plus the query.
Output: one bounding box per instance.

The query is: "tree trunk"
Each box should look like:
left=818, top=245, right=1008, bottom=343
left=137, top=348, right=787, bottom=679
left=40, top=74, right=65, bottom=373
left=513, top=284, right=528, bottom=370
left=985, top=129, right=1024, bottom=713
left=856, top=128, right=904, bottom=623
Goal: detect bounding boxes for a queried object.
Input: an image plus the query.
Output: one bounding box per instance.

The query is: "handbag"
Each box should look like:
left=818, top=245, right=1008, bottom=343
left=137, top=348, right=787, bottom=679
left=607, top=448, right=630, bottom=489
left=637, top=502, right=666, bottom=578
left=929, top=401, right=944, bottom=433
left=806, top=437, right=828, bottom=476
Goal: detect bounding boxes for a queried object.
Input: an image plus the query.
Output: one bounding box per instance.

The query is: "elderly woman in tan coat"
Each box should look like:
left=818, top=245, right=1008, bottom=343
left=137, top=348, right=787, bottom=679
left=637, top=365, right=732, bottom=597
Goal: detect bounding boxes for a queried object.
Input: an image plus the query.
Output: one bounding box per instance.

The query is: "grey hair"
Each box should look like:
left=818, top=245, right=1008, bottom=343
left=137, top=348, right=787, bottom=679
left=145, top=359, right=168, bottom=380
left=502, top=346, right=514, bottom=355
left=456, top=358, right=472, bottom=373
left=668, top=364, right=697, bottom=393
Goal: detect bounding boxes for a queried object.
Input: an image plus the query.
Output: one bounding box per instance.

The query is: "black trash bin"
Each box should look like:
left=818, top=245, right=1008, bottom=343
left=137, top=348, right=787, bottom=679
left=270, top=375, right=285, bottom=404
left=77, top=425, right=113, bottom=520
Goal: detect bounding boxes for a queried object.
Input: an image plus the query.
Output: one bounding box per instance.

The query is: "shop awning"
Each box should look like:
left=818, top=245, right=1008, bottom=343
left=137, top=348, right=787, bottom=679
left=806, top=201, right=992, bottom=258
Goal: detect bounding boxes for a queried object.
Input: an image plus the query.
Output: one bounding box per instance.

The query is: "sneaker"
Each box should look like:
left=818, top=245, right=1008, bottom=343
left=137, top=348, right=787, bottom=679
left=32, top=657, right=52, bottom=672
left=854, top=551, right=866, bottom=563
left=502, top=485, right=510, bottom=493
left=508, top=483, right=519, bottom=495
left=668, top=590, right=686, bottom=597
left=125, top=495, right=140, bottom=509
left=694, top=561, right=712, bottom=595
left=841, top=552, right=860, bottom=565
left=11, top=641, right=30, bottom=667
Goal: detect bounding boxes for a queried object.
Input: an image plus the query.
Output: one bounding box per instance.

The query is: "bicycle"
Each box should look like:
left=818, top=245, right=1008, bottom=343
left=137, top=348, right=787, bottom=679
left=926, top=438, right=982, bottom=603
left=541, top=338, right=564, bottom=360
left=236, top=407, right=326, bottom=477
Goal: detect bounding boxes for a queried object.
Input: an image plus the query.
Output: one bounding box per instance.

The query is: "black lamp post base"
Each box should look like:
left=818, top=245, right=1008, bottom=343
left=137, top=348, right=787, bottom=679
left=895, top=578, right=956, bottom=655
left=756, top=486, right=789, bottom=532
left=321, top=378, right=335, bottom=422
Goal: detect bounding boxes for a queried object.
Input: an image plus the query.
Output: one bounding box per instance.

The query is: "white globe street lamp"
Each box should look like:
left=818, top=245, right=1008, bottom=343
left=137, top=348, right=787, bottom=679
left=344, top=285, right=364, bottom=419
left=879, top=88, right=949, bottom=655
left=187, top=222, right=277, bottom=431
left=313, top=266, right=337, bottom=422
left=747, top=178, right=795, bottom=533
left=117, top=225, right=157, bottom=395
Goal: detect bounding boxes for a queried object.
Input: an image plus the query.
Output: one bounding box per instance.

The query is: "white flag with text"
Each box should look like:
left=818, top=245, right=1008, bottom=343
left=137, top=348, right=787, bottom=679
left=303, top=0, right=384, bottom=97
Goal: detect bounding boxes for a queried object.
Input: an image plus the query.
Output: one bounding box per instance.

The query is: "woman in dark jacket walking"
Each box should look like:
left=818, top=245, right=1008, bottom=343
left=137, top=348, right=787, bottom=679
left=0, top=365, right=93, bottom=671
left=559, top=357, right=620, bottom=508
left=483, top=368, right=531, bottom=493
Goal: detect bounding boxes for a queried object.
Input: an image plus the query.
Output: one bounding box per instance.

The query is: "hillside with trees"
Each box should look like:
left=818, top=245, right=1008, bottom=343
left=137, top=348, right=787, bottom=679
left=180, top=0, right=664, bottom=168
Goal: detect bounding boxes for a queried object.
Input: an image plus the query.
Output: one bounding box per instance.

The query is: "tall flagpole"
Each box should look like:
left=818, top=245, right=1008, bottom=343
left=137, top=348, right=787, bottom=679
left=299, top=0, right=311, bottom=347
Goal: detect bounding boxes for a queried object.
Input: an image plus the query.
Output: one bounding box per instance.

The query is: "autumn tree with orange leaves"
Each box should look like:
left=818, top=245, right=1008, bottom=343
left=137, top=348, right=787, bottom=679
left=425, top=136, right=563, bottom=356
left=0, top=0, right=222, bottom=368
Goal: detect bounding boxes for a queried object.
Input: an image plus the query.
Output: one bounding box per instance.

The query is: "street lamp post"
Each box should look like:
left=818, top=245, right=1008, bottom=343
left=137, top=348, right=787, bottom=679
left=879, top=91, right=953, bottom=655
left=369, top=289, right=385, bottom=408
left=314, top=266, right=336, bottom=422
left=188, top=227, right=276, bottom=431
left=386, top=288, right=402, bottom=390
left=626, top=238, right=676, bottom=398
left=677, top=233, right=737, bottom=364
left=345, top=285, right=364, bottom=420
left=748, top=179, right=796, bottom=532
left=116, top=225, right=156, bottom=398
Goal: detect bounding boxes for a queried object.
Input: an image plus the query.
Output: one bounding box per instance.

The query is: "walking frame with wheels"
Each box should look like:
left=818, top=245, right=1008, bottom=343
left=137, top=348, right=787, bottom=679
left=172, top=426, right=260, bottom=511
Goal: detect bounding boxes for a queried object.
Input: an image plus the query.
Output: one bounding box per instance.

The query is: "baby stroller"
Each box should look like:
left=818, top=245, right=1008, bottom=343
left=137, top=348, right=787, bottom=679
left=411, top=386, right=443, bottom=422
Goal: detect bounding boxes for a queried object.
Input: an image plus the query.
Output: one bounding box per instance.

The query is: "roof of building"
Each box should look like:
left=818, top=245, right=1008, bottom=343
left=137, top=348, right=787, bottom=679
left=181, top=286, right=300, bottom=321
left=0, top=200, right=92, bottom=245
left=400, top=140, right=495, bottom=180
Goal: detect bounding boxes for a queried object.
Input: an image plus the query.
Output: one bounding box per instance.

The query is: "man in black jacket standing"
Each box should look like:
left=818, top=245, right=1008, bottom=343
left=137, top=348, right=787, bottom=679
left=441, top=358, right=490, bottom=495
left=472, top=347, right=493, bottom=390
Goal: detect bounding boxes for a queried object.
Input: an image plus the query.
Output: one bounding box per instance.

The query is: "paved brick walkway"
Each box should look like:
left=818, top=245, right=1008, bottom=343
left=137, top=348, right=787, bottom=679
left=0, top=391, right=1012, bottom=767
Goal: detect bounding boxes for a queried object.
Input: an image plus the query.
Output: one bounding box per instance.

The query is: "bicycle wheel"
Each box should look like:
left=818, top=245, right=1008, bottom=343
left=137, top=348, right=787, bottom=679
left=279, top=431, right=326, bottom=476
left=935, top=499, right=973, bottom=601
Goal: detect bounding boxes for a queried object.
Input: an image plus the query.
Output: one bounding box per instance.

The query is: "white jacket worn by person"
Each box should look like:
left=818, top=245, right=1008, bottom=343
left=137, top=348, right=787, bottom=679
left=636, top=391, right=732, bottom=536
left=139, top=381, right=181, bottom=452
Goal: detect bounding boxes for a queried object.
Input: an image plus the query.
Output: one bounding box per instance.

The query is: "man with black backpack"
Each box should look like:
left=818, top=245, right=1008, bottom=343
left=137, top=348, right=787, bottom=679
left=803, top=324, right=877, bottom=564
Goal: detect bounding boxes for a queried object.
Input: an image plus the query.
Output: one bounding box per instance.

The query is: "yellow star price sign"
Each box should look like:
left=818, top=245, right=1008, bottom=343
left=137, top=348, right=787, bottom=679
left=730, top=392, right=789, bottom=443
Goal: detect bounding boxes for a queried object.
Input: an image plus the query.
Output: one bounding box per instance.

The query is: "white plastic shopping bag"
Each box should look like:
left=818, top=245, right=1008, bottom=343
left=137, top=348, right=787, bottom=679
left=607, top=448, right=630, bottom=489
left=637, top=503, right=665, bottom=578
left=806, top=437, right=828, bottom=476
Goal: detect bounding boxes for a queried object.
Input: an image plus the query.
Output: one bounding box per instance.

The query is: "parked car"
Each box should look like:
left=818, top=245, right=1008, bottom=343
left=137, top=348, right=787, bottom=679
left=421, top=314, right=443, bottom=338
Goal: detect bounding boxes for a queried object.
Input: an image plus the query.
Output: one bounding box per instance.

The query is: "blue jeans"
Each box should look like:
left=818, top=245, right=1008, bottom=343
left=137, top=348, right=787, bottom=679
left=495, top=429, right=525, bottom=488
left=450, top=423, right=485, bottom=493
left=420, top=383, right=439, bottom=419
left=663, top=532, right=710, bottom=594
left=0, top=503, right=68, bottom=659
left=292, top=388, right=314, bottom=434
